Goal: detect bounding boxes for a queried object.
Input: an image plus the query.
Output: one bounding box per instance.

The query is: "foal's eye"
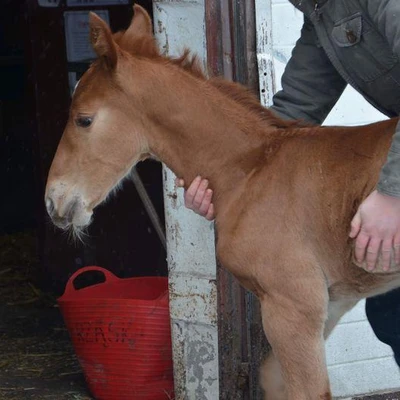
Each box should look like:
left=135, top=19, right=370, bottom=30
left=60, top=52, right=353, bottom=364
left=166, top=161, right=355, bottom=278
left=75, top=116, right=93, bottom=128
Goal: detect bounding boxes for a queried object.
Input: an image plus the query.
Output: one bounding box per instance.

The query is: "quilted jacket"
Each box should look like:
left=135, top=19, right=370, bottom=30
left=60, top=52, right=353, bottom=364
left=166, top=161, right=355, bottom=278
left=271, top=0, right=400, bottom=196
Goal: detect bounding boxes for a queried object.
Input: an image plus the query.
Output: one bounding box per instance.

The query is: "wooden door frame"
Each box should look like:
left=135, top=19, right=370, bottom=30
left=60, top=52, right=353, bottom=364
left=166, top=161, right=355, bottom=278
left=205, top=1, right=268, bottom=398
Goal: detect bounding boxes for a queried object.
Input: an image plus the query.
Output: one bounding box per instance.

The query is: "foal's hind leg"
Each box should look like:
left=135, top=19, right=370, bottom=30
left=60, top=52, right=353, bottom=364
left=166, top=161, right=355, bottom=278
left=260, top=351, right=286, bottom=400
left=260, top=296, right=358, bottom=400
left=259, top=274, right=331, bottom=400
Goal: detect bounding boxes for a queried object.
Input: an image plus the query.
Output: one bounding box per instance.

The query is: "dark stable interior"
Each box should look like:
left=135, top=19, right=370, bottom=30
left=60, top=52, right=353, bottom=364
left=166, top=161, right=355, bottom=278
left=0, top=1, right=166, bottom=398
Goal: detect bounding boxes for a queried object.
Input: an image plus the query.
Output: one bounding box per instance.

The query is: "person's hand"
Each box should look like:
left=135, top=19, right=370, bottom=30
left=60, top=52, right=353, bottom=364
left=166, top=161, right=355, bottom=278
left=176, top=176, right=215, bottom=220
left=350, top=190, right=400, bottom=272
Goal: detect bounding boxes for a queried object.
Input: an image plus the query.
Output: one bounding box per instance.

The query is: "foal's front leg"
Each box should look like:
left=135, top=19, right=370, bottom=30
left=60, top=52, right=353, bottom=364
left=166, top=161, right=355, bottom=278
left=259, top=273, right=331, bottom=400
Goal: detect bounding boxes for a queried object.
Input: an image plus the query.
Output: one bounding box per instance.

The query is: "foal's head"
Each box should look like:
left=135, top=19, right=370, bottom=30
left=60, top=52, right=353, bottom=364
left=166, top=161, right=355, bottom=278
left=45, top=6, right=162, bottom=233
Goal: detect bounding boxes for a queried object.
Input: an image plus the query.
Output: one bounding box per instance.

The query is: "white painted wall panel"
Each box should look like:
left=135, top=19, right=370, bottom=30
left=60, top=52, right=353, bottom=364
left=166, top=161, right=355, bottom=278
left=271, top=4, right=303, bottom=47
left=154, top=2, right=207, bottom=64
left=257, top=1, right=400, bottom=397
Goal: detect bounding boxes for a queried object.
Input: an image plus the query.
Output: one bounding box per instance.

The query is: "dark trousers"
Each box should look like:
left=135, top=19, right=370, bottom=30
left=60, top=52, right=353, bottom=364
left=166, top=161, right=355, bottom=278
left=366, top=288, right=400, bottom=366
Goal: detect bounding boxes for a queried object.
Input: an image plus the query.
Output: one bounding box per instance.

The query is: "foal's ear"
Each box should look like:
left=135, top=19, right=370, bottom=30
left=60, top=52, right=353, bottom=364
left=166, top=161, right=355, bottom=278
left=118, top=5, right=158, bottom=57
left=89, top=12, right=118, bottom=69
left=125, top=4, right=153, bottom=38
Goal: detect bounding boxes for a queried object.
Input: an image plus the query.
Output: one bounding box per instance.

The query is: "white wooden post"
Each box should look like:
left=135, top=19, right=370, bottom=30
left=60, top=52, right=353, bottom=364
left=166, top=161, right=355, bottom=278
left=255, top=0, right=274, bottom=107
left=152, top=2, right=220, bottom=399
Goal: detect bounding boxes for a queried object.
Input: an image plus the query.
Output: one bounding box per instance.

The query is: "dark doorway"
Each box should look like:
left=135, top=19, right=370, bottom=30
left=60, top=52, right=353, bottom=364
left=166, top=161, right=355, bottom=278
left=0, top=1, right=166, bottom=398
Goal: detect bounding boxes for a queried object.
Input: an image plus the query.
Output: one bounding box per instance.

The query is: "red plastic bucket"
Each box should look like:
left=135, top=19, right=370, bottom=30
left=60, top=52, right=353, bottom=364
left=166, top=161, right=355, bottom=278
left=58, top=266, right=174, bottom=400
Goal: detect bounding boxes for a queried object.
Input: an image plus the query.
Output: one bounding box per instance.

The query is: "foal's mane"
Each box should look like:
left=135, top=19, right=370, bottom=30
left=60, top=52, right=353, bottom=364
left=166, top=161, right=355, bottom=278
left=114, top=31, right=306, bottom=130
left=167, top=50, right=306, bottom=129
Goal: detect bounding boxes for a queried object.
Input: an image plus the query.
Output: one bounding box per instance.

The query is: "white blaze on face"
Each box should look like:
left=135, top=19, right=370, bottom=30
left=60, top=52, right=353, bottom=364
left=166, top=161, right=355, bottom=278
left=73, top=79, right=80, bottom=97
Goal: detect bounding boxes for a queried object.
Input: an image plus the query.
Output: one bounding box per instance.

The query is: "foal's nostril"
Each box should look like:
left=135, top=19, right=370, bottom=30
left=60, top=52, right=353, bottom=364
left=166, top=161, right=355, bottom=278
left=45, top=196, right=78, bottom=227
left=45, top=197, right=55, bottom=217
left=45, top=192, right=87, bottom=229
left=65, top=199, right=79, bottom=223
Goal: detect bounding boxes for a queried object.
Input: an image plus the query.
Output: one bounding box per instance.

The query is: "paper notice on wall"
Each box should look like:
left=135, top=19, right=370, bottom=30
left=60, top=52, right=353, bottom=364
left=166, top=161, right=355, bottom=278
left=64, top=10, right=110, bottom=62
left=38, top=0, right=61, bottom=7
left=67, top=0, right=129, bottom=6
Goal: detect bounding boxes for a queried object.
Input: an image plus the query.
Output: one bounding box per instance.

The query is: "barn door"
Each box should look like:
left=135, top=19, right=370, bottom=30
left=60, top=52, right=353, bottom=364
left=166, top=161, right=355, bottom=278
left=205, top=1, right=269, bottom=399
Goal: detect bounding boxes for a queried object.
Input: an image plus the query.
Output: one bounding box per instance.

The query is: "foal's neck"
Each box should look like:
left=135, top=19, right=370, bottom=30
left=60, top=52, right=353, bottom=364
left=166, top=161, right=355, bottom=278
left=143, top=68, right=277, bottom=212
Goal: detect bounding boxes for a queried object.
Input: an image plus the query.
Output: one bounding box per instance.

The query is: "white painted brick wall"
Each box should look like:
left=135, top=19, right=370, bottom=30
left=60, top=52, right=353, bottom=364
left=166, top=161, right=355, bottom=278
left=267, top=0, right=400, bottom=397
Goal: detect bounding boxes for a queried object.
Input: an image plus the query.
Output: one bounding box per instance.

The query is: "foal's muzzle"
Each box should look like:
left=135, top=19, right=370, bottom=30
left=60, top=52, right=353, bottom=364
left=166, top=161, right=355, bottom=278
left=45, top=190, right=91, bottom=230
left=45, top=196, right=79, bottom=229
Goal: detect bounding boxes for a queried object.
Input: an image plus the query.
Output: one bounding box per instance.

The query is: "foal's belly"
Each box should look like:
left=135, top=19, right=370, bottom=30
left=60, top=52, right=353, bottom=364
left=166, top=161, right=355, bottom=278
left=328, top=266, right=400, bottom=301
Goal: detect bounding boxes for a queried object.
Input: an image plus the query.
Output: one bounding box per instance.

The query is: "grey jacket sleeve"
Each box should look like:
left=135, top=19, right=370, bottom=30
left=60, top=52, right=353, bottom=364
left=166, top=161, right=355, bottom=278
left=367, top=0, right=400, bottom=196
left=270, top=16, right=347, bottom=124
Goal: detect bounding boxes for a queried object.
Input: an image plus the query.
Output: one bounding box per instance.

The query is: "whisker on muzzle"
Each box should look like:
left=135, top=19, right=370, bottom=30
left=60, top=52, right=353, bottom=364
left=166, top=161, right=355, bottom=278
left=65, top=224, right=90, bottom=246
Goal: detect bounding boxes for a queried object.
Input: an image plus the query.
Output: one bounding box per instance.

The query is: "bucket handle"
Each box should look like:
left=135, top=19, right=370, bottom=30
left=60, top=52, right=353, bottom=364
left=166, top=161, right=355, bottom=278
left=64, top=266, right=119, bottom=295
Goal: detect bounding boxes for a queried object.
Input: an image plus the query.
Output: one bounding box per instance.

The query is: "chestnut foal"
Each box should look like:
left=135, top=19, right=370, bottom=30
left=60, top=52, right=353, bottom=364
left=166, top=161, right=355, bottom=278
left=45, top=6, right=400, bottom=399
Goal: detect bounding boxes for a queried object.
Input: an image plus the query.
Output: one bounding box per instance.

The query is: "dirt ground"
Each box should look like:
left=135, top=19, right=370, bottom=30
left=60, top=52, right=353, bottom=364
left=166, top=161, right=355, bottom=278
left=0, top=303, right=92, bottom=400
left=0, top=232, right=92, bottom=400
